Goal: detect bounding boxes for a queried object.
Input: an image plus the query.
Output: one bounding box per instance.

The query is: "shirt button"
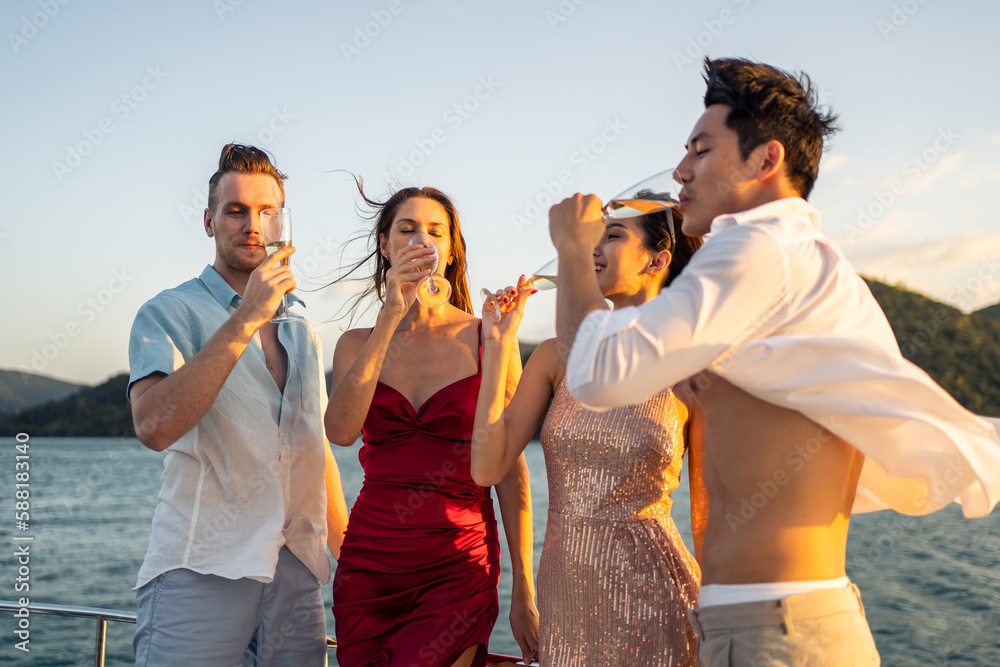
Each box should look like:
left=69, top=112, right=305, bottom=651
left=282, top=438, right=289, bottom=445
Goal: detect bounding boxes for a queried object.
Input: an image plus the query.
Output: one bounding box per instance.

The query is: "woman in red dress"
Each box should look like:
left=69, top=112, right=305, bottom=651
left=325, top=185, right=538, bottom=667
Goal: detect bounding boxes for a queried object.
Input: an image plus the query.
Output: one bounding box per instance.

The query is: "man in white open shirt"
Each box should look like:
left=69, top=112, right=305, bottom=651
left=550, top=58, right=1000, bottom=666
left=127, top=144, right=348, bottom=666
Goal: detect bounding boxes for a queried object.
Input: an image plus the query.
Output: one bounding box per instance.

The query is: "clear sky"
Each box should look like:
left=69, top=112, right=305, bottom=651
left=3, top=0, right=999, bottom=385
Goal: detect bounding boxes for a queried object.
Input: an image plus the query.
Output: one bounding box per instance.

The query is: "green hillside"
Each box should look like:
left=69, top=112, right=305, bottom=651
left=0, top=374, right=133, bottom=437
left=974, top=302, right=1000, bottom=323
left=3, top=279, right=999, bottom=437
left=865, top=278, right=1000, bottom=415
left=519, top=341, right=540, bottom=368
left=0, top=369, right=83, bottom=415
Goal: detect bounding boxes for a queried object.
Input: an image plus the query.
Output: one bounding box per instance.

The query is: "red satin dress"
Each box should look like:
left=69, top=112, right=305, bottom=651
left=332, top=329, right=500, bottom=667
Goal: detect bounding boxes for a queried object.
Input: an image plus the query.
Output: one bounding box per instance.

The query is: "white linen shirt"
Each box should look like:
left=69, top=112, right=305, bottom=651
left=567, top=197, right=1000, bottom=518
left=128, top=265, right=331, bottom=589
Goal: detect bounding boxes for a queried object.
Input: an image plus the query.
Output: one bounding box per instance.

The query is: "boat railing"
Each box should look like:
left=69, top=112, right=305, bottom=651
left=0, top=600, right=534, bottom=666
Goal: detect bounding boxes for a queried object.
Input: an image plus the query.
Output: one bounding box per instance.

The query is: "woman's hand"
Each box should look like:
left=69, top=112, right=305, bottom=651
left=383, top=243, right=435, bottom=318
left=482, top=275, right=535, bottom=343
left=509, top=583, right=539, bottom=665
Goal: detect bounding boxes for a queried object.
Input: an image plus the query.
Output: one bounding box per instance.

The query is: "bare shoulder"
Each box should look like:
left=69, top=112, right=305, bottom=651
left=532, top=337, right=561, bottom=361
left=527, top=338, right=565, bottom=386
left=333, top=327, right=373, bottom=360
left=442, top=308, right=481, bottom=343
left=453, top=308, right=480, bottom=328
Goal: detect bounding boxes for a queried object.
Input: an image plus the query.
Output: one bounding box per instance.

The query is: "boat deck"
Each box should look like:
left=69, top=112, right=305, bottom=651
left=0, top=600, right=534, bottom=666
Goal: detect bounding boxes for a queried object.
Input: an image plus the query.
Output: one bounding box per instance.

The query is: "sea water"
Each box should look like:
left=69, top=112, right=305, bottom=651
left=1, top=438, right=998, bottom=665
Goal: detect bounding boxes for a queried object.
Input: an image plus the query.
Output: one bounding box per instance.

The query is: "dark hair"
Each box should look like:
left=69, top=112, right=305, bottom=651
left=207, top=143, right=287, bottom=212
left=702, top=57, right=839, bottom=199
left=333, top=177, right=473, bottom=322
left=635, top=208, right=702, bottom=288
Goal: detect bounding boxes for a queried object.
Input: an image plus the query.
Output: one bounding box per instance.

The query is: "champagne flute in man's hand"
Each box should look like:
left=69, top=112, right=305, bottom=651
left=260, top=207, right=303, bottom=322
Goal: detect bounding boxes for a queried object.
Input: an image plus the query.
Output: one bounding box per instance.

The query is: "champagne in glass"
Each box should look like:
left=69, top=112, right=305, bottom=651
left=525, top=257, right=558, bottom=291
left=602, top=168, right=680, bottom=246
left=260, top=207, right=302, bottom=323
left=409, top=233, right=452, bottom=307
left=266, top=240, right=291, bottom=262
left=481, top=169, right=680, bottom=319
left=479, top=257, right=557, bottom=320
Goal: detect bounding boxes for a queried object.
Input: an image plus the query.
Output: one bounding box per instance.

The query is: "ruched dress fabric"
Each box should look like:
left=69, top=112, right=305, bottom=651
left=537, top=378, right=700, bottom=666
left=332, top=343, right=500, bottom=667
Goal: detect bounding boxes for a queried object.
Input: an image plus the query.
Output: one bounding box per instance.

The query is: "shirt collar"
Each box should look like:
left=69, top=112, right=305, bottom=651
left=710, top=197, right=821, bottom=234
left=197, top=265, right=306, bottom=311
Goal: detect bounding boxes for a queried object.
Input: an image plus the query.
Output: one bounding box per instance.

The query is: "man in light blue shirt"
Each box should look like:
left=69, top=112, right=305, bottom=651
left=128, top=143, right=347, bottom=666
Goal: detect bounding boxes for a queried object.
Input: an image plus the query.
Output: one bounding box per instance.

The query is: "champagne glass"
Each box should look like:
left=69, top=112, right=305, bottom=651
left=480, top=169, right=679, bottom=318
left=479, top=257, right=557, bottom=320
left=602, top=167, right=679, bottom=248
left=260, top=207, right=303, bottom=323
left=410, top=232, right=452, bottom=307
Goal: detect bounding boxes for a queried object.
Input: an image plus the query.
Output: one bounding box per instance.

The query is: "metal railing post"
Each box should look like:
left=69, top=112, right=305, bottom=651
left=94, top=615, right=108, bottom=667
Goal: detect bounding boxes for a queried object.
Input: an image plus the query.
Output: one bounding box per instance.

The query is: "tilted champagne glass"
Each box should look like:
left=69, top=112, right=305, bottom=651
left=260, top=207, right=303, bottom=322
left=602, top=168, right=680, bottom=243
left=409, top=232, right=452, bottom=307
left=481, top=168, right=680, bottom=318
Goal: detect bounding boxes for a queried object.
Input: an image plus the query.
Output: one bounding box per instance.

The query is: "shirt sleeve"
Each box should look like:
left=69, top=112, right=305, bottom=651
left=127, top=294, right=196, bottom=401
left=566, top=224, right=792, bottom=409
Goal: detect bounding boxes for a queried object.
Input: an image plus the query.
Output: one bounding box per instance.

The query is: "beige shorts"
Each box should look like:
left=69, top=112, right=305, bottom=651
left=687, top=583, right=880, bottom=666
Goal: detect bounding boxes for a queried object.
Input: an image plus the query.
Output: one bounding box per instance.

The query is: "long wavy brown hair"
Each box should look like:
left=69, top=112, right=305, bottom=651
left=332, top=177, right=473, bottom=323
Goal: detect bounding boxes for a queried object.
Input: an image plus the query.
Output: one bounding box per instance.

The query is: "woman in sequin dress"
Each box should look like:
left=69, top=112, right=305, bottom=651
left=472, top=208, right=707, bottom=666
left=325, top=185, right=538, bottom=667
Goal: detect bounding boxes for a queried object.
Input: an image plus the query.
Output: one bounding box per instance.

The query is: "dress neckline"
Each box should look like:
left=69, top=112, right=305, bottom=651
left=375, top=320, right=482, bottom=415
left=377, top=373, right=479, bottom=415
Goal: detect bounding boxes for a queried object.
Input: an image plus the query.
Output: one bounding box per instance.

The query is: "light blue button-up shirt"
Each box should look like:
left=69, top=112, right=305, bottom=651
left=128, top=265, right=331, bottom=588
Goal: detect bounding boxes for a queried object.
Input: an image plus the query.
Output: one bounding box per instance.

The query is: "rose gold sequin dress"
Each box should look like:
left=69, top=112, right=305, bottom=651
left=536, top=378, right=700, bottom=666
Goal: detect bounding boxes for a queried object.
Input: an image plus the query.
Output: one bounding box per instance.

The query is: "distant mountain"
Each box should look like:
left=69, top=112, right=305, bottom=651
left=3, top=279, right=999, bottom=437
left=0, top=373, right=133, bottom=437
left=0, top=369, right=84, bottom=415
left=866, top=278, right=1000, bottom=416
left=519, top=341, right=540, bottom=368
left=974, top=302, right=1000, bottom=323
